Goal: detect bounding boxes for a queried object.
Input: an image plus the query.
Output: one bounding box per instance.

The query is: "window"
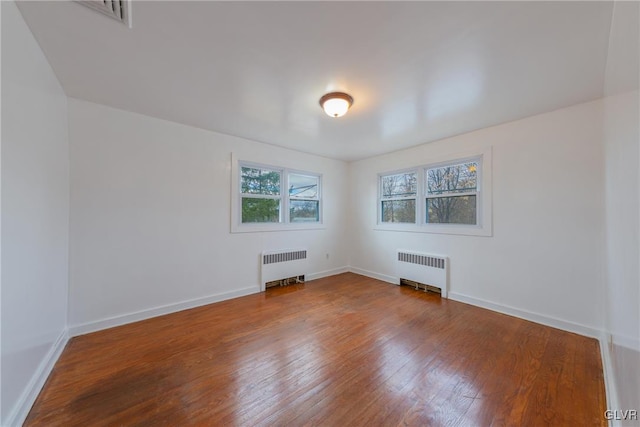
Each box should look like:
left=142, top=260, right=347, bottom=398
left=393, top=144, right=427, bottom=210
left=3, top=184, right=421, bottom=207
left=232, top=156, right=322, bottom=232
left=240, top=166, right=282, bottom=223
left=289, top=173, right=320, bottom=223
left=376, top=148, right=492, bottom=236
left=425, top=161, right=478, bottom=225
left=380, top=171, right=417, bottom=223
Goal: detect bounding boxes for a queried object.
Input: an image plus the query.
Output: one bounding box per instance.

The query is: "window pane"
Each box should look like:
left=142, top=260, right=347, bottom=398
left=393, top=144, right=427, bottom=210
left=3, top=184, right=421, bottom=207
left=426, top=162, right=477, bottom=195
left=242, top=198, right=280, bottom=223
left=381, top=200, right=416, bottom=223
left=241, top=167, right=280, bottom=195
left=290, top=200, right=319, bottom=222
left=289, top=174, right=319, bottom=199
left=426, top=195, right=476, bottom=224
left=382, top=173, right=417, bottom=198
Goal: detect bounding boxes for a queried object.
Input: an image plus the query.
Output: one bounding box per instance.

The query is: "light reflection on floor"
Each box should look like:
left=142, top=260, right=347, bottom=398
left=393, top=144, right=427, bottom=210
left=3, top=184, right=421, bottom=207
left=231, top=322, right=326, bottom=424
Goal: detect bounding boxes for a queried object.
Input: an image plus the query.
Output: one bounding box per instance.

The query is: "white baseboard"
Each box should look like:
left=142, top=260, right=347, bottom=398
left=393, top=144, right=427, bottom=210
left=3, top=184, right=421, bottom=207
left=348, top=266, right=397, bottom=285
left=611, top=333, right=640, bottom=352
left=7, top=272, right=625, bottom=427
left=5, top=329, right=69, bottom=427
left=67, top=269, right=368, bottom=337
left=351, top=273, right=620, bottom=423
left=68, top=286, right=259, bottom=337
left=600, top=332, right=619, bottom=427
left=448, top=291, right=601, bottom=338
left=344, top=268, right=601, bottom=339
left=306, top=266, right=350, bottom=281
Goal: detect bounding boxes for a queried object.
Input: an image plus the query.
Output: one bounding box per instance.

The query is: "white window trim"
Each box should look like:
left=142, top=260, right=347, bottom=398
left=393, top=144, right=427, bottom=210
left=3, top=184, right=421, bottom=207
left=377, top=167, right=419, bottom=225
left=231, top=153, right=324, bottom=233
left=375, top=146, right=492, bottom=237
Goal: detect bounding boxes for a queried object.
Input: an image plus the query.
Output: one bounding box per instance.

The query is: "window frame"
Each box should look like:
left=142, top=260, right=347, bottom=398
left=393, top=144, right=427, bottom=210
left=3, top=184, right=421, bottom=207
left=375, top=147, right=492, bottom=237
left=424, top=156, right=481, bottom=227
left=239, top=164, right=284, bottom=224
left=231, top=154, right=324, bottom=233
left=378, top=168, right=418, bottom=225
left=288, top=171, right=322, bottom=224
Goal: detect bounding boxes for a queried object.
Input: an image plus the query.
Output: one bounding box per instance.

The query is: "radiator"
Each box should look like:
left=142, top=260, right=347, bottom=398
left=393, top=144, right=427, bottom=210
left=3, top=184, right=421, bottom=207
left=396, top=250, right=449, bottom=298
left=261, top=249, right=308, bottom=291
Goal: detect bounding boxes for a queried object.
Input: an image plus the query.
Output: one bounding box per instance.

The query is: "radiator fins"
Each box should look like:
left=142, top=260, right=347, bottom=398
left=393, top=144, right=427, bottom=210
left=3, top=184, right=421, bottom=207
left=398, top=252, right=445, bottom=269
left=263, top=250, right=307, bottom=265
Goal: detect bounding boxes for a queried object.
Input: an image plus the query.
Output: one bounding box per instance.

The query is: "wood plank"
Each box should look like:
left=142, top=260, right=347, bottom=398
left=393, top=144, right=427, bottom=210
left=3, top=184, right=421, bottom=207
left=24, top=273, right=607, bottom=426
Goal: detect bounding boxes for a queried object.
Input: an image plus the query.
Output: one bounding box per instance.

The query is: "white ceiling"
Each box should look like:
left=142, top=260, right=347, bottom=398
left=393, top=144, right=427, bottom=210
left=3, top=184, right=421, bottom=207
left=17, top=1, right=620, bottom=161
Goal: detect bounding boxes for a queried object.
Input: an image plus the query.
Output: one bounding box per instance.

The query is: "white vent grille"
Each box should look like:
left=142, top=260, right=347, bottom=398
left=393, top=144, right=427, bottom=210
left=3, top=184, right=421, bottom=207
left=261, top=249, right=308, bottom=292
left=396, top=250, right=449, bottom=298
left=398, top=252, right=445, bottom=269
left=77, top=0, right=131, bottom=27
left=263, top=250, right=307, bottom=265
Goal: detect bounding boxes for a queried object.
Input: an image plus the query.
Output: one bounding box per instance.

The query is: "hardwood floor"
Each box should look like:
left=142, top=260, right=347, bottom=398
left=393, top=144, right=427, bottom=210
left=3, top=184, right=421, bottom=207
left=25, top=273, right=607, bottom=426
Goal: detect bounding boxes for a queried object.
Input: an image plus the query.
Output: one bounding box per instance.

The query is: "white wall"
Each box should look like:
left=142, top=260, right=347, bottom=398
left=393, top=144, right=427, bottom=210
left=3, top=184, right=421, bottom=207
left=68, top=99, right=349, bottom=332
left=603, top=90, right=639, bottom=414
left=2, top=0, right=636, bottom=422
left=602, top=1, right=639, bottom=417
left=348, top=99, right=605, bottom=336
left=1, top=1, right=70, bottom=425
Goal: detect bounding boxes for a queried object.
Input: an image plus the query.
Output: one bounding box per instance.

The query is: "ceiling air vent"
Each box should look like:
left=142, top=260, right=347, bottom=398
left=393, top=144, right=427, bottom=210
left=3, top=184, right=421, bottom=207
left=76, top=0, right=132, bottom=28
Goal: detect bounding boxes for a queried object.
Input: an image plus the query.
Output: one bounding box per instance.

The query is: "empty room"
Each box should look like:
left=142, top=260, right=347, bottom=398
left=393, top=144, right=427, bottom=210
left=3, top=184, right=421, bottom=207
left=1, top=1, right=639, bottom=426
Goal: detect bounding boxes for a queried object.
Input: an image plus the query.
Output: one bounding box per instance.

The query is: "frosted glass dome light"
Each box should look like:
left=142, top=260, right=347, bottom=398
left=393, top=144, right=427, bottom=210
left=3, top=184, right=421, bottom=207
left=319, top=92, right=354, bottom=118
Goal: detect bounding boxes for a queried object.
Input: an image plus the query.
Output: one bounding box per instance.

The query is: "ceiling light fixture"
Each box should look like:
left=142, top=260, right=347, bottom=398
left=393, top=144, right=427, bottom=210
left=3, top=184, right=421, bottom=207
left=319, top=92, right=354, bottom=118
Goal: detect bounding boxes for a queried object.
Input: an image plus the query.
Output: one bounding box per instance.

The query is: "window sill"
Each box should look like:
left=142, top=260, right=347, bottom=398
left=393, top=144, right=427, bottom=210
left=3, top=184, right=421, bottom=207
left=231, top=222, right=325, bottom=233
left=374, top=223, right=492, bottom=237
